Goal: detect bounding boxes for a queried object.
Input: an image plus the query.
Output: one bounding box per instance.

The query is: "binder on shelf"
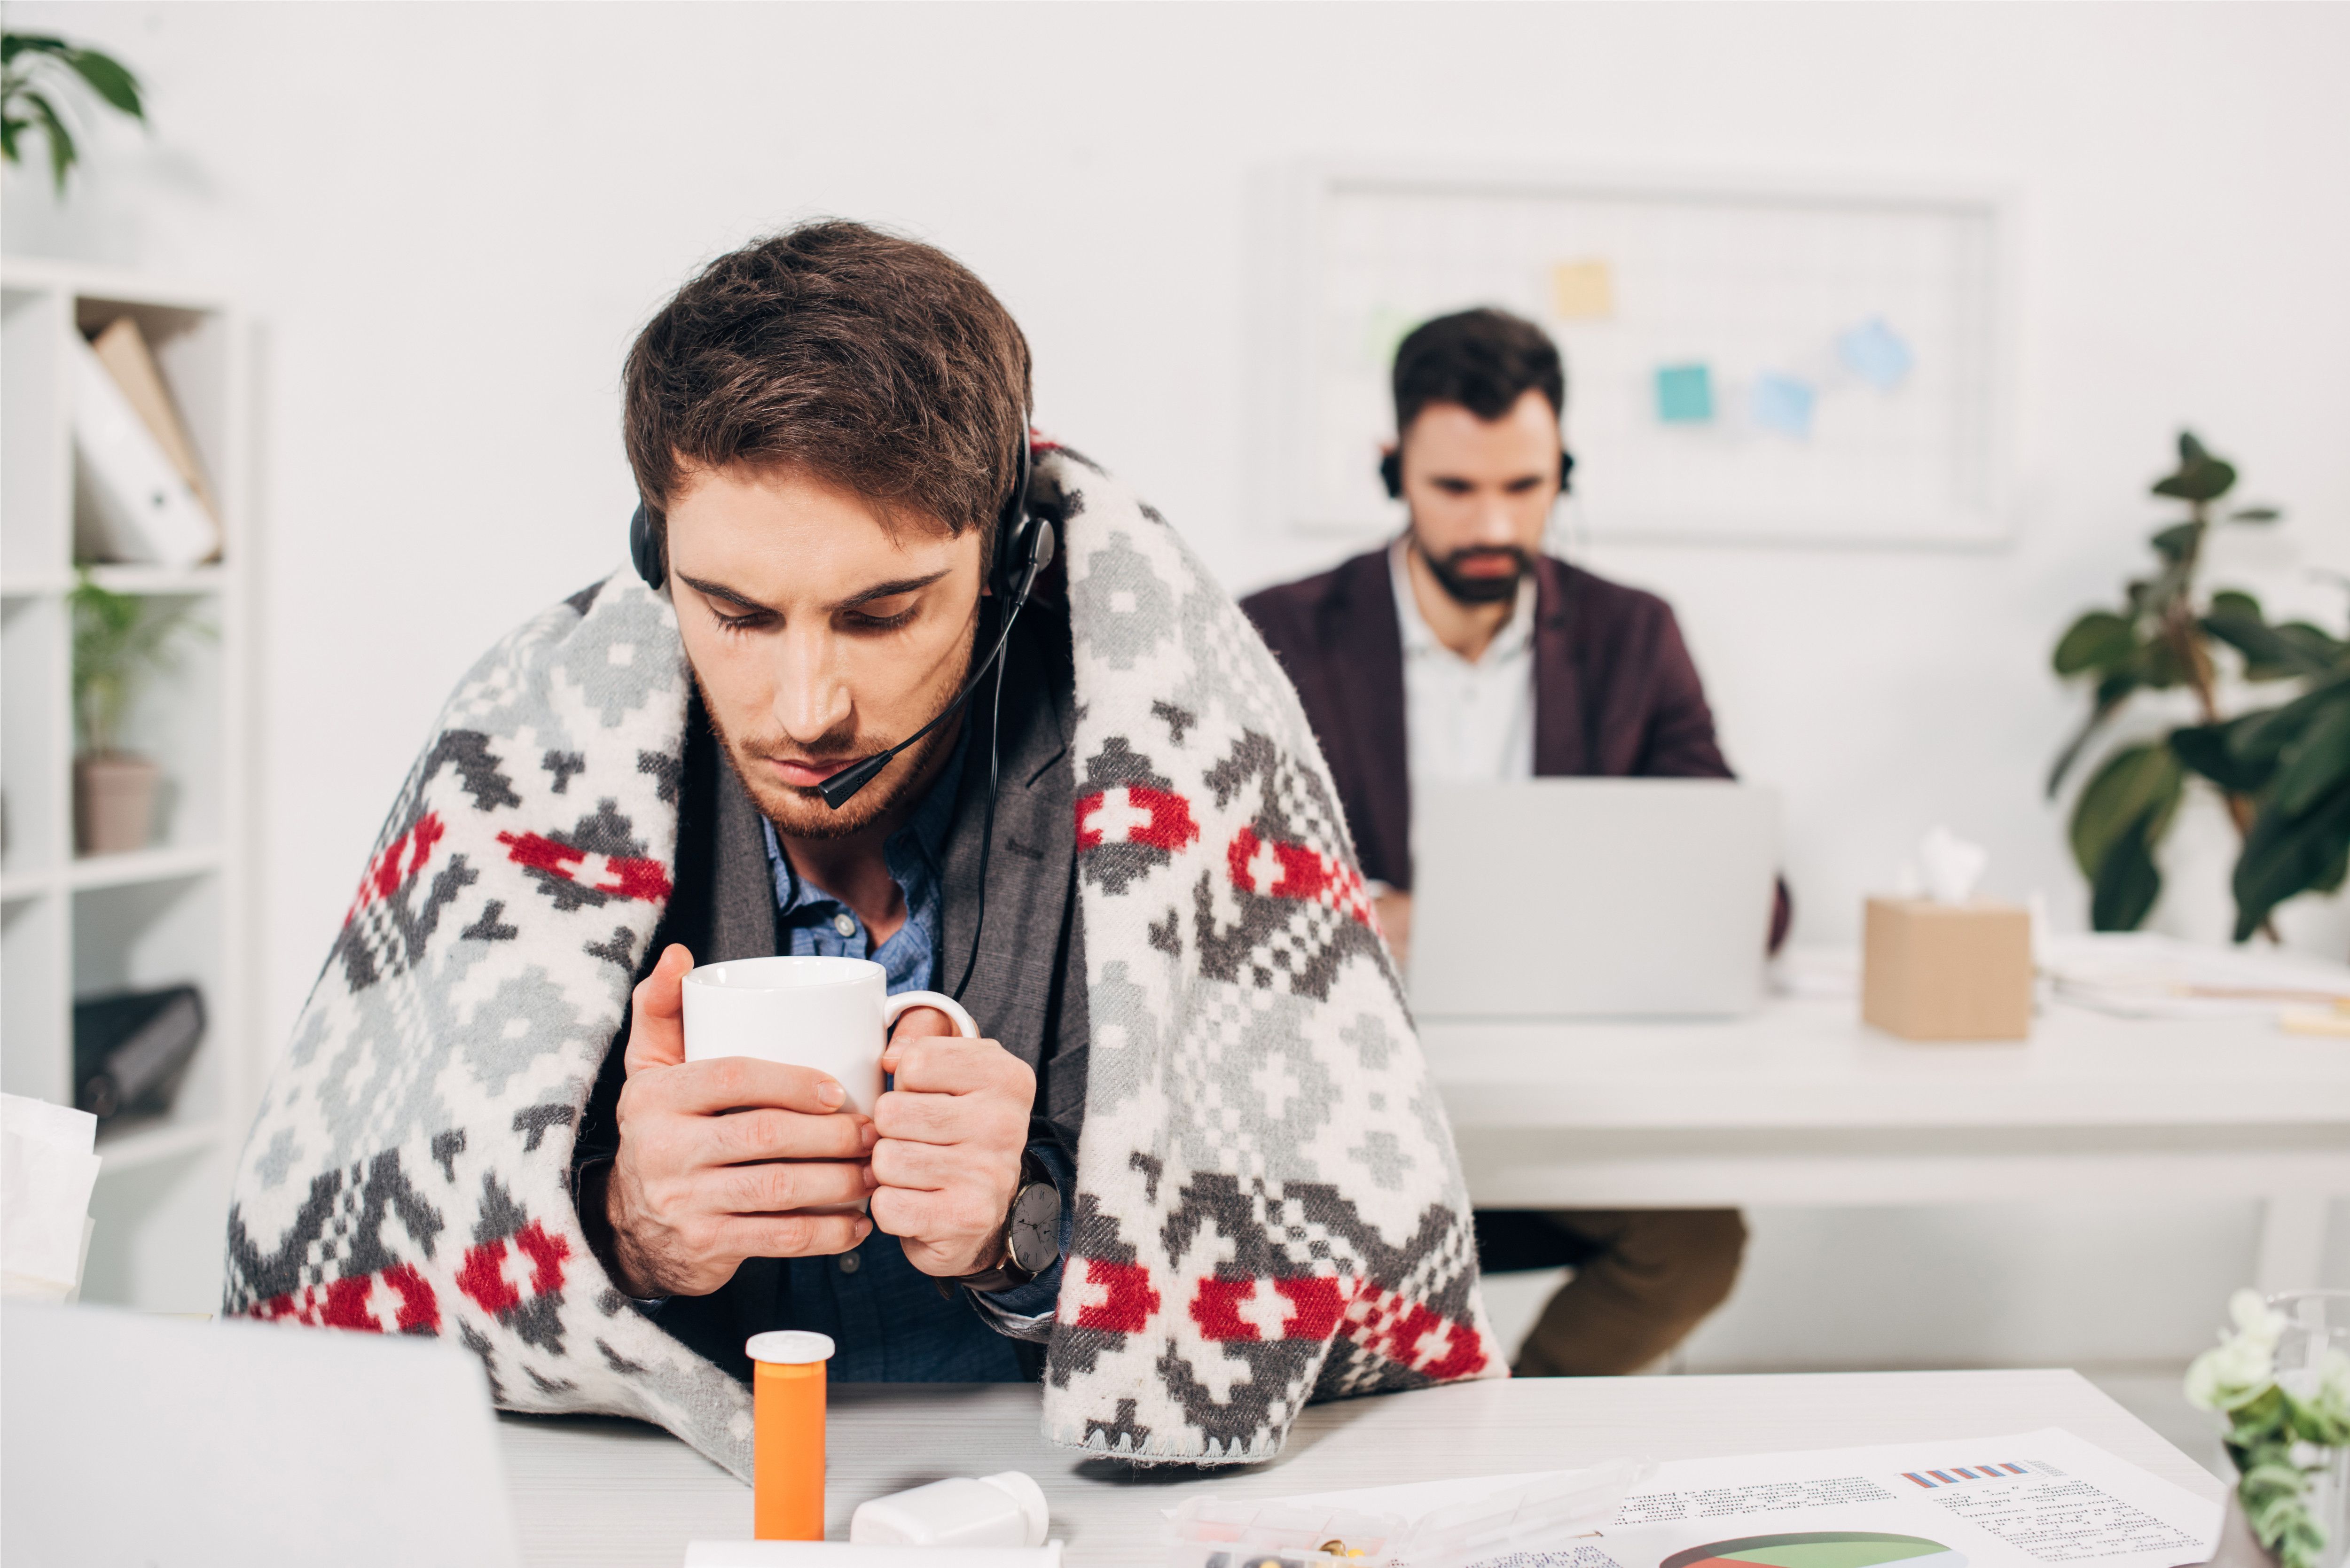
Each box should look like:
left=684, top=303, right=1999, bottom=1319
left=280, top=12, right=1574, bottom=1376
left=70, top=332, right=221, bottom=568
left=72, top=983, right=205, bottom=1125
left=88, top=316, right=221, bottom=530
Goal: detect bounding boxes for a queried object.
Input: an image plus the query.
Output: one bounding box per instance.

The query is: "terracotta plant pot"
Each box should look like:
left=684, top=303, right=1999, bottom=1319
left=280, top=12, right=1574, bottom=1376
left=75, top=752, right=161, bottom=857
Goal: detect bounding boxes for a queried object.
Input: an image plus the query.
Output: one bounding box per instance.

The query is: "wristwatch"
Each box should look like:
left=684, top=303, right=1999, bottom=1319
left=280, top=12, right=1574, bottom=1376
left=954, top=1150, right=1063, bottom=1293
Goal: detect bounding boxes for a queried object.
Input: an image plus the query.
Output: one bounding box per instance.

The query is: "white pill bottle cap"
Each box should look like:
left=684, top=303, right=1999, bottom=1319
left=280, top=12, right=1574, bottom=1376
left=745, top=1331, right=836, bottom=1365
left=848, top=1470, right=1049, bottom=1548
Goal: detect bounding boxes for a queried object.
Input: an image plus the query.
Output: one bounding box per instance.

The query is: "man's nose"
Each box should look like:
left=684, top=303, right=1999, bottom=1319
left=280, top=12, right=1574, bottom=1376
left=774, top=629, right=852, bottom=743
left=1469, top=494, right=1522, bottom=545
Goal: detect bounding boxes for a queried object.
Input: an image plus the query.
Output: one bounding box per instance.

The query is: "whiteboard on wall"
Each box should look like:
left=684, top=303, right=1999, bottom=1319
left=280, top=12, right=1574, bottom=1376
left=1280, top=165, right=2010, bottom=548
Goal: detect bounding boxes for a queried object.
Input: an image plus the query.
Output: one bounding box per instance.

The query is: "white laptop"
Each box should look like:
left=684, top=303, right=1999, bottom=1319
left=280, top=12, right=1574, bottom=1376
left=3, top=1301, right=522, bottom=1567
left=1408, top=779, right=1780, bottom=1019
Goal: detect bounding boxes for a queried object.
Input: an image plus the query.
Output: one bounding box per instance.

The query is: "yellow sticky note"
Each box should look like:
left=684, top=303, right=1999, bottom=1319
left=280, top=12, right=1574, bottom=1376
left=1550, top=260, right=1614, bottom=320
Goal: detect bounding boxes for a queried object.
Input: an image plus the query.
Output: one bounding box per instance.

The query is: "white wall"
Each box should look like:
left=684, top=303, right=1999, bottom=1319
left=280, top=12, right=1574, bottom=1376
left=9, top=0, right=2348, bottom=1366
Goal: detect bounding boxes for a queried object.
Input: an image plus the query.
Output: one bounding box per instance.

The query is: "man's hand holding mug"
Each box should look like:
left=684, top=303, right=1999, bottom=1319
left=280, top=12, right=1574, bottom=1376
left=594, top=944, right=1029, bottom=1297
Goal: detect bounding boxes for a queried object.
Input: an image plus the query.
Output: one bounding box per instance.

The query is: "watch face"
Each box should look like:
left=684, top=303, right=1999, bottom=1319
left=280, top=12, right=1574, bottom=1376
left=1008, top=1181, right=1062, bottom=1274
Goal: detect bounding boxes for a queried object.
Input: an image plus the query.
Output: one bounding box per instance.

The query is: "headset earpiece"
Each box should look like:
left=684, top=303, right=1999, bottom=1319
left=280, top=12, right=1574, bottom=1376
left=991, top=425, right=1052, bottom=604
left=1559, top=449, right=1575, bottom=495
left=630, top=502, right=665, bottom=591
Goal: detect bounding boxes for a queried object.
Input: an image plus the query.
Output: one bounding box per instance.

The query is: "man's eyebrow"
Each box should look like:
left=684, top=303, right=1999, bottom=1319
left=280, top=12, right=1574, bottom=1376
left=674, top=573, right=774, bottom=613
left=827, top=570, right=952, bottom=611
left=673, top=569, right=954, bottom=615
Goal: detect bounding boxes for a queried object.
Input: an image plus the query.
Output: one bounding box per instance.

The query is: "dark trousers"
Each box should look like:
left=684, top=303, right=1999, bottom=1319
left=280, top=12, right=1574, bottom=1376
left=1474, top=1208, right=1747, bottom=1376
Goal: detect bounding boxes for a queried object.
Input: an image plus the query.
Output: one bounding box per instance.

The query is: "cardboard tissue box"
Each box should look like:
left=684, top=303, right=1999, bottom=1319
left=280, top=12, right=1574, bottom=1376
left=1861, top=828, right=2033, bottom=1041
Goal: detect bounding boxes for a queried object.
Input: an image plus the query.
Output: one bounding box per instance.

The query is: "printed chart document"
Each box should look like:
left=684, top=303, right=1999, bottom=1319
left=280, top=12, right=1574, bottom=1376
left=1598, top=1429, right=2217, bottom=1568
left=1270, top=1429, right=2219, bottom=1568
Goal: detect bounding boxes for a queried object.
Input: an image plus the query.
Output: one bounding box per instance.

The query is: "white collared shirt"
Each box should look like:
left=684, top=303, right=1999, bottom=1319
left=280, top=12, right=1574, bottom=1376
left=1390, top=539, right=1538, bottom=797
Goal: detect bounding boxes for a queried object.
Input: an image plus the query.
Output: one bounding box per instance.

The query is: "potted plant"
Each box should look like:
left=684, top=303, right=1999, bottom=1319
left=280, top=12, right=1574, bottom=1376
left=2187, top=1290, right=2350, bottom=1568
left=2048, top=432, right=2326, bottom=931
left=69, top=571, right=207, bottom=856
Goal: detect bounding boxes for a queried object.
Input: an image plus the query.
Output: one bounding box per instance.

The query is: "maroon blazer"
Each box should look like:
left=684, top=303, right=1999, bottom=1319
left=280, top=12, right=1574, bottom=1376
left=1241, top=547, right=1790, bottom=944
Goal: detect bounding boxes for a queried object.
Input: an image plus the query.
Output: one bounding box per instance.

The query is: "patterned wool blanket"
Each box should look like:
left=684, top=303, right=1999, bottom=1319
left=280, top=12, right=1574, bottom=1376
left=225, top=446, right=1499, bottom=1472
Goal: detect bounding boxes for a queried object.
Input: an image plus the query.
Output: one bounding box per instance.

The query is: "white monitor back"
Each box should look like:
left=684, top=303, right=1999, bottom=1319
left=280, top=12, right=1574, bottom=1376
left=1408, top=779, right=1780, bottom=1019
left=3, top=1301, right=522, bottom=1568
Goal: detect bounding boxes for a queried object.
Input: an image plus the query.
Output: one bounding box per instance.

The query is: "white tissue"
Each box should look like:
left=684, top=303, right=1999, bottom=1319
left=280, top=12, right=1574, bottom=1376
left=1911, top=826, right=1988, bottom=905
left=2, top=1094, right=102, bottom=1302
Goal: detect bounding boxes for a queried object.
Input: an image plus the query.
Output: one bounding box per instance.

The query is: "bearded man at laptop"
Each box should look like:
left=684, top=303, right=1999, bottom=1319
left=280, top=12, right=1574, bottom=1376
left=1241, top=308, right=1788, bottom=1379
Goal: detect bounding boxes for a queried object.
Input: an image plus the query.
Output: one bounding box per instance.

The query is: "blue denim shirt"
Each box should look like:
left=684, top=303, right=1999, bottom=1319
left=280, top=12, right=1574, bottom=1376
left=754, top=730, right=1067, bottom=1381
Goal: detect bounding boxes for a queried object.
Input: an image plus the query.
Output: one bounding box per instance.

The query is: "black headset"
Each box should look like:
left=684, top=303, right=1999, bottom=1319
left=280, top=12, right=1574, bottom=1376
left=629, top=426, right=1055, bottom=1000
left=1379, top=445, right=1574, bottom=500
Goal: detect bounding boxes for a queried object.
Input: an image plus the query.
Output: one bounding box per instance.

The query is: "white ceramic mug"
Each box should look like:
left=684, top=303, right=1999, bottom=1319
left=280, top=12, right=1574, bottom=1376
left=680, top=954, right=978, bottom=1116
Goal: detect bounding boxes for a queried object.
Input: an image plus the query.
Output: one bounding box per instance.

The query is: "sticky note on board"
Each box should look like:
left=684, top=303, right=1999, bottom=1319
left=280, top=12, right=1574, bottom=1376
left=1838, top=317, right=1914, bottom=390
left=1751, top=373, right=1816, bottom=438
left=1550, top=260, right=1614, bottom=320
left=1654, top=364, right=1714, bottom=423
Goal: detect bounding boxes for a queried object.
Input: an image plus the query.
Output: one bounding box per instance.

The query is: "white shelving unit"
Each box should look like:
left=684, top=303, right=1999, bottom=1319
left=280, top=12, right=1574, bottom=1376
left=2, top=256, right=252, bottom=1310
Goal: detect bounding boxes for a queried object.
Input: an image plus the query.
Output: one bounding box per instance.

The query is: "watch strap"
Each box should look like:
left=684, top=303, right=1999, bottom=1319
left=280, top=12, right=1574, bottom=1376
left=951, top=1151, right=1058, bottom=1294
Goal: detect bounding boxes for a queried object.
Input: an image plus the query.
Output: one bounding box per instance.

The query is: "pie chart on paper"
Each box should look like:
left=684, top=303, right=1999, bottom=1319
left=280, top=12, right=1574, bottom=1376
left=1663, top=1532, right=1966, bottom=1568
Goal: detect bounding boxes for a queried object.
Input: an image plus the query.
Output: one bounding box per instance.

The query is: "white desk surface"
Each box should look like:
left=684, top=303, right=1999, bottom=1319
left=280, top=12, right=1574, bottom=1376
left=1423, top=997, right=2350, bottom=1259
left=1424, top=996, right=2350, bottom=1130
left=498, top=1370, right=2220, bottom=1567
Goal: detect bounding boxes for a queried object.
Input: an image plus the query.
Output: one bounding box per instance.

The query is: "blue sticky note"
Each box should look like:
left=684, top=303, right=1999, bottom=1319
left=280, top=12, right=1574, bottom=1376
left=1751, top=373, right=1816, bottom=438
left=1838, top=317, right=1913, bottom=390
left=1654, top=364, right=1714, bottom=423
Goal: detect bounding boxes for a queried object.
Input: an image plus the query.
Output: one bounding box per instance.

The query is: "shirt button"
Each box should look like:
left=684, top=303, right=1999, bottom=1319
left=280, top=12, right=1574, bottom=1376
left=832, top=913, right=857, bottom=937
left=838, top=1252, right=861, bottom=1274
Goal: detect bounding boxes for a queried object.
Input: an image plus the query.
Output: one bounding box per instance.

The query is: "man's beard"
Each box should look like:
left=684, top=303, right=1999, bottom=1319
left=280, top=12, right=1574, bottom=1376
left=1410, top=532, right=1534, bottom=606
left=697, top=663, right=967, bottom=843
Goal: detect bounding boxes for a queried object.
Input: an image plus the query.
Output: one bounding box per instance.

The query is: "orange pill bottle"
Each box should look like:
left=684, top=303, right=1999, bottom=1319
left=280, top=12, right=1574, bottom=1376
left=747, top=1330, right=836, bottom=1541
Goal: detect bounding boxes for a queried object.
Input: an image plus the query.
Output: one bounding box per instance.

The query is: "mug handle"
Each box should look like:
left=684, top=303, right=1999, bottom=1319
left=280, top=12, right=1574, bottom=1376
left=884, top=991, right=980, bottom=1039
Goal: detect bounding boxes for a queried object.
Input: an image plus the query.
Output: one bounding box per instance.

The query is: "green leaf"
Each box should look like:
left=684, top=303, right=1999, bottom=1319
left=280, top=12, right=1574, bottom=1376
left=2279, top=621, right=2350, bottom=669
left=2047, top=671, right=2138, bottom=796
left=2154, top=458, right=2239, bottom=503
left=2091, top=812, right=2165, bottom=931
left=63, top=47, right=141, bottom=118
left=2179, top=430, right=2209, bottom=465
left=23, top=88, right=73, bottom=192
left=1, top=35, right=72, bottom=66
left=2053, top=610, right=2136, bottom=676
left=2272, top=696, right=2350, bottom=818
left=2231, top=506, right=2282, bottom=523
left=0, top=115, right=20, bottom=165
left=2234, top=786, right=2350, bottom=940
left=2172, top=722, right=2278, bottom=794
left=2071, top=741, right=2184, bottom=882
left=2205, top=613, right=2339, bottom=679
left=2149, top=521, right=2202, bottom=561
left=2210, top=589, right=2264, bottom=622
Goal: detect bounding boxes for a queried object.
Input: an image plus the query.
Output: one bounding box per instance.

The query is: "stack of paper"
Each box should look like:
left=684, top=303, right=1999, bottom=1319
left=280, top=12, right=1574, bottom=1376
left=2043, top=932, right=2350, bottom=1021
left=1265, top=1429, right=2219, bottom=1568
left=1, top=1094, right=102, bottom=1302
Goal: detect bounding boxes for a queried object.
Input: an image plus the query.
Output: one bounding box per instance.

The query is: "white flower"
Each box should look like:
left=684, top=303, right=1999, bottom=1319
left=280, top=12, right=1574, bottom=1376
left=2322, top=1348, right=2350, bottom=1404
left=2185, top=1290, right=2284, bottom=1412
left=2232, top=1288, right=2290, bottom=1348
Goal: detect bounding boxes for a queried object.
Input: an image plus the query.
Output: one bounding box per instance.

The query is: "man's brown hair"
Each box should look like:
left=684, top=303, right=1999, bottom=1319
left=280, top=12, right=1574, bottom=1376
left=623, top=220, right=1033, bottom=572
